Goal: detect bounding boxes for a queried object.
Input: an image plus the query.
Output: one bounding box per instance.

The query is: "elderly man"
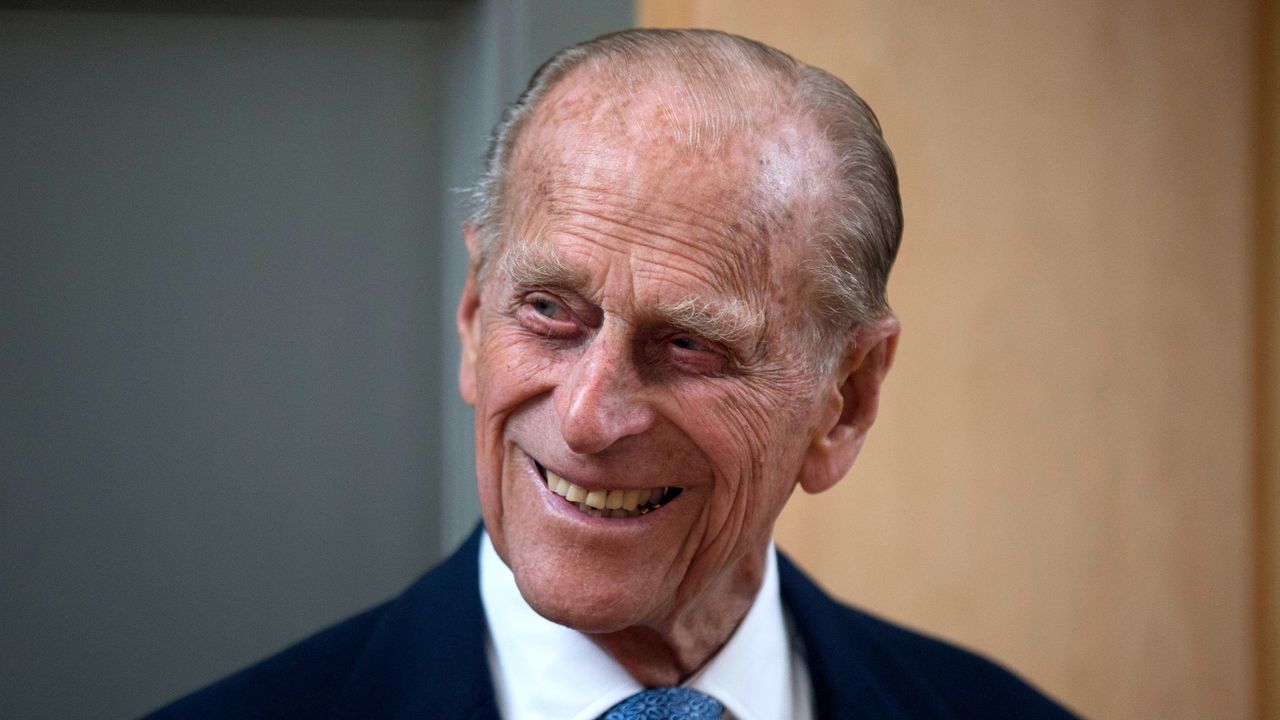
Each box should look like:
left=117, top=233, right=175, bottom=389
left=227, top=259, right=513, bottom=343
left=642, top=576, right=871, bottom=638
left=148, top=29, right=1074, bottom=719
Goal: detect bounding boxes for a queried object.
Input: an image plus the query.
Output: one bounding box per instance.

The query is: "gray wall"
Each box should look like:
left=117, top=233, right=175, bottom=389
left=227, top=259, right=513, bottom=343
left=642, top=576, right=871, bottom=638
left=0, top=2, right=631, bottom=718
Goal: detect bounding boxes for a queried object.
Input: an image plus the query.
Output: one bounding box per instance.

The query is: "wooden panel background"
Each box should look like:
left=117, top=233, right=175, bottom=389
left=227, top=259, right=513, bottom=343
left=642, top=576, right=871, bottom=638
left=638, top=1, right=1266, bottom=718
left=1259, top=2, right=1278, bottom=718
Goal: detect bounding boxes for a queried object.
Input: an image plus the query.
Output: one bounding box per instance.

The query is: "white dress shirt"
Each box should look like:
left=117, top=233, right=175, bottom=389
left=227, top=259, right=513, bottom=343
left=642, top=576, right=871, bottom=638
left=479, top=532, right=813, bottom=720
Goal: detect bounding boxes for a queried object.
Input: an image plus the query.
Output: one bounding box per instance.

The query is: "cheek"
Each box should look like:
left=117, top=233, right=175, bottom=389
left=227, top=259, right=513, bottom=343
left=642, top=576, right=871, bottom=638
left=473, top=329, right=562, bottom=408
left=680, top=383, right=805, bottom=519
left=701, top=382, right=798, bottom=470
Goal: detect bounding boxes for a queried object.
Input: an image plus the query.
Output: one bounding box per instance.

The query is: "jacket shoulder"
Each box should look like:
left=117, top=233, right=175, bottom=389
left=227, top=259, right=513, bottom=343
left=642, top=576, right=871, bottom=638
left=141, top=527, right=492, bottom=720
left=845, top=603, right=1075, bottom=718
left=778, top=552, right=1077, bottom=719
left=142, top=603, right=388, bottom=720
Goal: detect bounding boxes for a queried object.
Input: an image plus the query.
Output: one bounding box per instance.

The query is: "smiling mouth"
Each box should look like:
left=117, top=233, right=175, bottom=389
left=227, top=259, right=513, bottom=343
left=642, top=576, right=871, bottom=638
left=536, top=462, right=683, bottom=518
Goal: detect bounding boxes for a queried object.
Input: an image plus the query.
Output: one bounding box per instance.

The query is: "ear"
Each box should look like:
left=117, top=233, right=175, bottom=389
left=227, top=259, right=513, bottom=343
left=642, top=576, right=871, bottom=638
left=456, top=226, right=482, bottom=406
left=797, top=315, right=900, bottom=494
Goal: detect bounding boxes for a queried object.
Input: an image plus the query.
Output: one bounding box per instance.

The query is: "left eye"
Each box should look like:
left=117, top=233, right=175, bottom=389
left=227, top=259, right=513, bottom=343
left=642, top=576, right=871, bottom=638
left=665, top=334, right=728, bottom=374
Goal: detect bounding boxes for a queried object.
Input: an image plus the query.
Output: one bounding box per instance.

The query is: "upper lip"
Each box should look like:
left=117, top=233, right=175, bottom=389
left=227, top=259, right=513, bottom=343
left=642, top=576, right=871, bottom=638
left=532, top=456, right=680, bottom=492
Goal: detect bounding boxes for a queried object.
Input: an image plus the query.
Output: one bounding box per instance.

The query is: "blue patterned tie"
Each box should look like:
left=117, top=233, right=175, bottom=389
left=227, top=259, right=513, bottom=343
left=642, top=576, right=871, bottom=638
left=600, top=687, right=725, bottom=719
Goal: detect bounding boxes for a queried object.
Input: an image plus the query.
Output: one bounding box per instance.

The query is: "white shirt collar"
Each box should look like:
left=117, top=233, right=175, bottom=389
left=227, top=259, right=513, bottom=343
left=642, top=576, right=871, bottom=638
left=479, top=531, right=810, bottom=720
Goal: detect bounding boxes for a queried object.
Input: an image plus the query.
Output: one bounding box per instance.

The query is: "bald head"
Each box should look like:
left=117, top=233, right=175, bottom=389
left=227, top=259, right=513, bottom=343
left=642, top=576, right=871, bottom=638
left=468, top=29, right=901, bottom=361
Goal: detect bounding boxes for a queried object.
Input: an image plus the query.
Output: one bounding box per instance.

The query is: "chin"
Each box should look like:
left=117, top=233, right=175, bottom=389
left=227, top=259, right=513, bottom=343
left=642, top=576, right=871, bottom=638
left=514, top=568, right=663, bottom=635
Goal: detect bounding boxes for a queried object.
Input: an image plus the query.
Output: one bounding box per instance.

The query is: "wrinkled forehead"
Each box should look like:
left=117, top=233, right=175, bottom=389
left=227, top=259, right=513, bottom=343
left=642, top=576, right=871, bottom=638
left=501, top=68, right=831, bottom=290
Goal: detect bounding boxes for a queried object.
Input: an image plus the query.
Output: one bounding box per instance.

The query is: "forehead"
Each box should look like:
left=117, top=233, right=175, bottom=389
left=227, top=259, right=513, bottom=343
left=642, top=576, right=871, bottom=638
left=502, top=69, right=828, bottom=299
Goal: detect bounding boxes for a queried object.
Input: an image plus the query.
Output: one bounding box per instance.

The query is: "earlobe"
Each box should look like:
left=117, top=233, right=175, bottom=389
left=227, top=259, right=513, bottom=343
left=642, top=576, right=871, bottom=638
left=797, top=315, right=900, bottom=494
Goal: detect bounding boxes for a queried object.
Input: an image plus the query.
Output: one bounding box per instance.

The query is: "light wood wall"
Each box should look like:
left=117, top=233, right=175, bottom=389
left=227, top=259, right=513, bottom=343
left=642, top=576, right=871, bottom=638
left=638, top=1, right=1269, bottom=718
left=1259, top=2, right=1278, bottom=718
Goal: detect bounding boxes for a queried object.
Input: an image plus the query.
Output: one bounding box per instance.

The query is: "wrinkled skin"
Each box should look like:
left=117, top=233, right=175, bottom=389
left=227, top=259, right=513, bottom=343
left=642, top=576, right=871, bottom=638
left=457, top=71, right=899, bottom=684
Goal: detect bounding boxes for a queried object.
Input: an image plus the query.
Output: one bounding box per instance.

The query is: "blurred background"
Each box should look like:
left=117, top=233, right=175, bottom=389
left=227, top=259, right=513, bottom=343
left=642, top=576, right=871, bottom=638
left=0, top=1, right=1274, bottom=718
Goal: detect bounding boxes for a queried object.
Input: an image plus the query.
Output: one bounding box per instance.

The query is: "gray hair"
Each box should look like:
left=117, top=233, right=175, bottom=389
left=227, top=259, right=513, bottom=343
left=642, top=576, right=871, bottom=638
left=467, top=28, right=901, bottom=363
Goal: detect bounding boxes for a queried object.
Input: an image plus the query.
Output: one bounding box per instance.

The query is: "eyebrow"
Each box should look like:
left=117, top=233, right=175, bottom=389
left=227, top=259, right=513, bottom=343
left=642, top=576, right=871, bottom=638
left=501, top=240, right=587, bottom=290
left=501, top=240, right=767, bottom=353
left=657, top=296, right=765, bottom=350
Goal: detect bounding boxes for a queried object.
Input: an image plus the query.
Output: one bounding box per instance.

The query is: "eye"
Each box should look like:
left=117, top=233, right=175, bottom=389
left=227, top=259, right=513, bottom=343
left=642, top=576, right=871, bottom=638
left=517, top=291, right=578, bottom=338
left=666, top=334, right=728, bottom=374
left=531, top=296, right=565, bottom=320
left=671, top=336, right=706, bottom=351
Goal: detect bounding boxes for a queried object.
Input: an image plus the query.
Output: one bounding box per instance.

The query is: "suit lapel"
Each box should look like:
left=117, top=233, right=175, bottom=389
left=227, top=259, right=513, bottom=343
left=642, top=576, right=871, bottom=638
left=330, top=527, right=499, bottom=720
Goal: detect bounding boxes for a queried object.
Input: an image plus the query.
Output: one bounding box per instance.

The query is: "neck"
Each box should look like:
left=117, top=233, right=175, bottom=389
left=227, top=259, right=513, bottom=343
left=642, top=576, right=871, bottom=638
left=587, top=546, right=767, bottom=686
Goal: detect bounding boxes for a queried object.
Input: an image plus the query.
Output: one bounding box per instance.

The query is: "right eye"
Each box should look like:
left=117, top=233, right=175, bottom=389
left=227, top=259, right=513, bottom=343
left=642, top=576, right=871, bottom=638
left=530, top=295, right=565, bottom=320
left=518, top=292, right=578, bottom=338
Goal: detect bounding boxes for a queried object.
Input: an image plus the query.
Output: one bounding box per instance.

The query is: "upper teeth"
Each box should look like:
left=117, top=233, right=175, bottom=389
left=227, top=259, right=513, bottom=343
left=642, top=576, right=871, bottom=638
left=545, top=468, right=669, bottom=516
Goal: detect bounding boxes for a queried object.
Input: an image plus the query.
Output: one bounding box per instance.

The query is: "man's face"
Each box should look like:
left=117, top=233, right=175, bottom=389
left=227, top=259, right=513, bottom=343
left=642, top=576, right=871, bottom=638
left=458, top=78, right=843, bottom=634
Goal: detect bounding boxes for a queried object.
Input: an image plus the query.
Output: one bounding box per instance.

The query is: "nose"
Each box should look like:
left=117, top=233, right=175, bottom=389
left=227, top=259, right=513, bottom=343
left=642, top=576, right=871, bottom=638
left=556, top=331, right=655, bottom=455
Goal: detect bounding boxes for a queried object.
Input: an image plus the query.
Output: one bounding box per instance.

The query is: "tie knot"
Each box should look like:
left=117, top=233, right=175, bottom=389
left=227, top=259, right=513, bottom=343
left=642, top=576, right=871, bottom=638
left=601, top=687, right=724, bottom=720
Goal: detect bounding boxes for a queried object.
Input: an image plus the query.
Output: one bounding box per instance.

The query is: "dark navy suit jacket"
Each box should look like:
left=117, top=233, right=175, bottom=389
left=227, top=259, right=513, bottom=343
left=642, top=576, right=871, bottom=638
left=145, top=528, right=1077, bottom=719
